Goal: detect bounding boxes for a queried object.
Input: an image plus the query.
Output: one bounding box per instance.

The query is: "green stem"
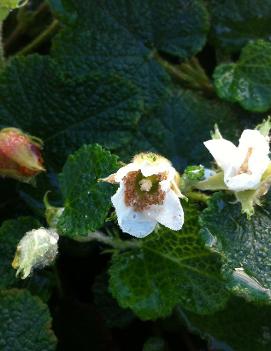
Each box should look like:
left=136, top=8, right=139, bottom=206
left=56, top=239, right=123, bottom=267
left=0, top=22, right=5, bottom=70
left=186, top=191, right=210, bottom=203
left=4, top=2, right=50, bottom=53
left=154, top=51, right=214, bottom=95
left=17, top=19, right=59, bottom=56
left=78, top=230, right=140, bottom=250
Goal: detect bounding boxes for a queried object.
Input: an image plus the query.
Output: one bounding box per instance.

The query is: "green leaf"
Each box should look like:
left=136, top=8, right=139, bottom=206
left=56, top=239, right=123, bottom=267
left=52, top=15, right=171, bottom=109
left=52, top=0, right=209, bottom=109
left=208, top=0, right=271, bottom=52
left=0, top=55, right=143, bottom=170
left=0, top=289, right=57, bottom=351
left=109, top=202, right=229, bottom=320
left=48, top=0, right=77, bottom=25
left=182, top=297, right=271, bottom=351
left=96, top=0, right=210, bottom=59
left=0, top=217, right=40, bottom=289
left=54, top=0, right=209, bottom=58
left=200, top=192, right=271, bottom=303
left=122, top=89, right=242, bottom=169
left=214, top=40, right=271, bottom=112
left=57, top=144, right=119, bottom=238
left=0, top=7, right=9, bottom=21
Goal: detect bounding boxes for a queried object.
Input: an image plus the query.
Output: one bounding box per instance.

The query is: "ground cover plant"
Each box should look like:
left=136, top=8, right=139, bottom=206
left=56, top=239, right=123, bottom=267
left=1, top=1, right=271, bottom=350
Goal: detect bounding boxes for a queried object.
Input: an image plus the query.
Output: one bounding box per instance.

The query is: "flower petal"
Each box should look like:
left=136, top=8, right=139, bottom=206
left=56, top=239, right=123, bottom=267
left=204, top=138, right=238, bottom=172
left=224, top=172, right=262, bottom=192
left=238, top=129, right=269, bottom=155
left=140, top=162, right=176, bottom=179
left=225, top=153, right=271, bottom=192
left=114, top=163, right=139, bottom=182
left=146, top=190, right=184, bottom=231
left=223, top=129, right=271, bottom=191
left=111, top=185, right=157, bottom=238
left=237, top=129, right=270, bottom=182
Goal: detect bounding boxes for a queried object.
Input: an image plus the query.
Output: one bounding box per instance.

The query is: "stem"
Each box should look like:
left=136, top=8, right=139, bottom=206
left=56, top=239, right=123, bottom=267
left=4, top=2, right=50, bottom=53
left=0, top=22, right=5, bottom=70
left=186, top=191, right=210, bottom=203
left=78, top=230, right=140, bottom=250
left=17, top=19, right=59, bottom=55
left=154, top=51, right=214, bottom=95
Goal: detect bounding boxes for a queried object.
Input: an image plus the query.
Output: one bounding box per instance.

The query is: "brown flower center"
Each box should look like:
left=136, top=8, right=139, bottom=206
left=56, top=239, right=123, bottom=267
left=123, top=170, right=167, bottom=211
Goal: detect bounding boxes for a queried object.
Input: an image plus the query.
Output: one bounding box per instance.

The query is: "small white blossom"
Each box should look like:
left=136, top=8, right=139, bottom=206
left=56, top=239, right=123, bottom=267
left=12, top=227, right=59, bottom=279
left=204, top=129, right=271, bottom=192
left=103, top=153, right=184, bottom=238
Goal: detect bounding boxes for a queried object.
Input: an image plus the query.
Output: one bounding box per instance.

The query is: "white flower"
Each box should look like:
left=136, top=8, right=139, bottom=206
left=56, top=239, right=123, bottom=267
left=12, top=227, right=59, bottom=279
left=103, top=153, right=184, bottom=238
left=204, top=129, right=270, bottom=192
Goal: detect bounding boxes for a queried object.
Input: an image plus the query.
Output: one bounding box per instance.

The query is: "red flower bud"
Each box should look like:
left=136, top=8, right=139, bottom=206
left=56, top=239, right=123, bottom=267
left=0, top=128, right=45, bottom=182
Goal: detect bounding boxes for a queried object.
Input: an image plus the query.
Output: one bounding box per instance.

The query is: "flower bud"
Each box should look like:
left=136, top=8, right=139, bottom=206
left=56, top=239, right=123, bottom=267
left=12, top=227, right=59, bottom=279
left=183, top=165, right=205, bottom=181
left=44, top=192, right=64, bottom=228
left=0, top=128, right=45, bottom=182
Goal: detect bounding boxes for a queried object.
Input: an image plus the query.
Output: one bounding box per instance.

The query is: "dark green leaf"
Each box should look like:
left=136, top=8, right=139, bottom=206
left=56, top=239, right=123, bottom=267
left=0, top=289, right=57, bottom=351
left=52, top=16, right=171, bottom=109
left=200, top=192, right=271, bottom=303
left=54, top=0, right=209, bottom=58
left=0, top=55, right=143, bottom=170
left=57, top=144, right=119, bottom=238
left=182, top=297, right=271, bottom=351
left=214, top=40, right=271, bottom=112
left=208, top=0, right=271, bottom=52
left=52, top=0, right=209, bottom=109
left=48, top=0, right=77, bottom=25
left=122, top=89, right=242, bottom=169
left=94, top=0, right=210, bottom=58
left=109, top=202, right=229, bottom=320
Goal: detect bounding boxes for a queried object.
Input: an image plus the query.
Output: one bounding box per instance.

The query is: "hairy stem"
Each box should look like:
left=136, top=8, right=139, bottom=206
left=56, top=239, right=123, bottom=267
left=79, top=230, right=140, bottom=250
left=5, top=2, right=50, bottom=53
left=154, top=51, right=214, bottom=95
left=17, top=19, right=59, bottom=55
left=186, top=191, right=210, bottom=203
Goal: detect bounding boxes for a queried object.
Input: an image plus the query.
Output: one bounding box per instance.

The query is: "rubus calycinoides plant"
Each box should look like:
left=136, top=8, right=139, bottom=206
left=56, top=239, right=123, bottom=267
left=1, top=1, right=271, bottom=351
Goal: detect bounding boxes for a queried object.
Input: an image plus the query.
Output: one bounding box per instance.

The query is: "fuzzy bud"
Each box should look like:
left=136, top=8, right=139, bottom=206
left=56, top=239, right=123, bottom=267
left=12, top=227, right=59, bottom=279
left=0, top=128, right=45, bottom=182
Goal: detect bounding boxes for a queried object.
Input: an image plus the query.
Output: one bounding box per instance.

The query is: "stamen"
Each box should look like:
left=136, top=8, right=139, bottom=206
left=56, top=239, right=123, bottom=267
left=123, top=171, right=167, bottom=211
left=238, top=147, right=253, bottom=175
left=139, top=178, right=152, bottom=192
